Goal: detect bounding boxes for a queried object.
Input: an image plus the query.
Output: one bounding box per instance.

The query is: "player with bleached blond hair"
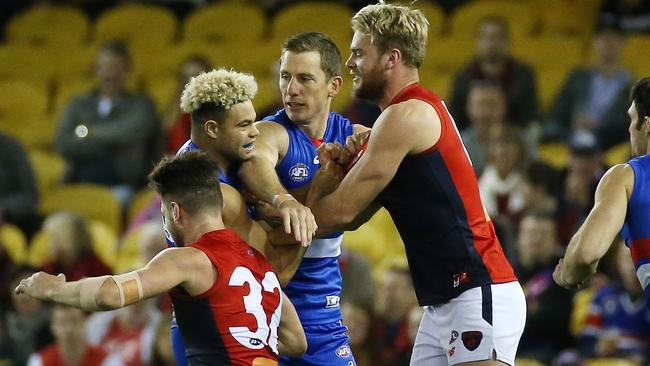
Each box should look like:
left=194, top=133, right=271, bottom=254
left=306, top=2, right=526, bottom=365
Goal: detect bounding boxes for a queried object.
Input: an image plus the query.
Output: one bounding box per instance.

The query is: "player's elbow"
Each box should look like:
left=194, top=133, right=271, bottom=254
left=94, top=280, right=121, bottom=310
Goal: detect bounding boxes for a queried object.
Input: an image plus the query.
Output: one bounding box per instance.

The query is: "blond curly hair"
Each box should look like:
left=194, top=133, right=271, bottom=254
left=180, top=68, right=258, bottom=113
left=352, top=1, right=429, bottom=68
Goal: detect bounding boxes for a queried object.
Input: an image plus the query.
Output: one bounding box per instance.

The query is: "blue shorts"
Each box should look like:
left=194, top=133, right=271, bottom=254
left=280, top=321, right=356, bottom=366
left=171, top=317, right=189, bottom=366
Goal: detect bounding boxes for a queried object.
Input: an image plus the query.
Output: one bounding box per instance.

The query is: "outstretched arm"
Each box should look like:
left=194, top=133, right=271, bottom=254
left=15, top=247, right=211, bottom=311
left=239, top=121, right=317, bottom=246
left=277, top=292, right=307, bottom=356
left=554, top=164, right=633, bottom=287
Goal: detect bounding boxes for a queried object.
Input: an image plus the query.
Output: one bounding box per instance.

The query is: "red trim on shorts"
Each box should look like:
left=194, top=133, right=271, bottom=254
left=630, top=238, right=650, bottom=265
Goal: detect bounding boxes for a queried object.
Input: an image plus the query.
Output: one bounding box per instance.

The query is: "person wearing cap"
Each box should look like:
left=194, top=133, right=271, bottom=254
left=544, top=18, right=632, bottom=150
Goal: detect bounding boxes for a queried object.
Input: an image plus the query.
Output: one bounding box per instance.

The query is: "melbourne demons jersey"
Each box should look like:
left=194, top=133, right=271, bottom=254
left=171, top=229, right=282, bottom=366
left=620, top=155, right=650, bottom=305
left=374, top=83, right=517, bottom=305
left=264, top=109, right=354, bottom=325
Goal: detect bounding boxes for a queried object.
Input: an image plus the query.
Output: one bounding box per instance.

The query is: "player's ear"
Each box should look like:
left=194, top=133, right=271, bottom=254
left=204, top=120, right=219, bottom=139
left=644, top=115, right=650, bottom=136
left=386, top=48, right=401, bottom=70
left=328, top=75, right=342, bottom=98
left=170, top=202, right=181, bottom=223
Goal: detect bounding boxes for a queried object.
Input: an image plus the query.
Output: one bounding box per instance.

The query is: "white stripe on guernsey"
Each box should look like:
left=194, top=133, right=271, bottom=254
left=441, top=100, right=473, bottom=166
left=304, top=236, right=342, bottom=258
left=636, top=262, right=650, bottom=290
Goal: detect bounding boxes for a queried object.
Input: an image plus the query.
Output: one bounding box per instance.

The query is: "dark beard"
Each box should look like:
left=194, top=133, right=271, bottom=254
left=354, top=73, right=387, bottom=102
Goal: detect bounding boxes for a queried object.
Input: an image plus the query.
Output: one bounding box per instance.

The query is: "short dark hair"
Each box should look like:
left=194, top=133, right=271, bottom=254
left=99, top=40, right=132, bottom=67
left=524, top=160, right=559, bottom=196
left=630, top=77, right=650, bottom=130
left=521, top=209, right=556, bottom=224
left=282, top=32, right=342, bottom=78
left=191, top=103, right=228, bottom=126
left=148, top=152, right=223, bottom=215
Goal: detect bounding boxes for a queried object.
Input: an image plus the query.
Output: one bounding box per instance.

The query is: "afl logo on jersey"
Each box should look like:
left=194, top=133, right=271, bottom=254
left=289, top=163, right=309, bottom=182
left=336, top=345, right=351, bottom=358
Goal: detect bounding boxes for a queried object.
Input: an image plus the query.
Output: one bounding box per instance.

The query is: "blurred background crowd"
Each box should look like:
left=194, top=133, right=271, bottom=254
left=0, top=0, right=649, bottom=365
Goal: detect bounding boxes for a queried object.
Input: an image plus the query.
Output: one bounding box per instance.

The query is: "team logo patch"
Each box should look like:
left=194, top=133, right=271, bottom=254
left=452, top=272, right=470, bottom=288
left=247, top=248, right=254, bottom=256
left=326, top=295, right=340, bottom=308
left=289, top=163, right=309, bottom=182
left=249, top=338, right=263, bottom=346
left=449, top=330, right=458, bottom=344
left=448, top=346, right=456, bottom=357
left=336, top=345, right=351, bottom=358
left=461, top=331, right=483, bottom=351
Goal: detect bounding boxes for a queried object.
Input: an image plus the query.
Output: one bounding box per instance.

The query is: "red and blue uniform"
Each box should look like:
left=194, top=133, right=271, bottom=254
left=620, top=155, right=650, bottom=306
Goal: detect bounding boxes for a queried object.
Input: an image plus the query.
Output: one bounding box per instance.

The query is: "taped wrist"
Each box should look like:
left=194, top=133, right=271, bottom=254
left=272, top=193, right=295, bottom=208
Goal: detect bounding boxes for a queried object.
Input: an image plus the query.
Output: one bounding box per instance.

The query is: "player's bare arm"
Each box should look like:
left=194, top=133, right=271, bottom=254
left=277, top=292, right=307, bottom=356
left=15, top=247, right=215, bottom=311
left=240, top=121, right=317, bottom=246
left=554, top=164, right=634, bottom=288
left=307, top=100, right=441, bottom=232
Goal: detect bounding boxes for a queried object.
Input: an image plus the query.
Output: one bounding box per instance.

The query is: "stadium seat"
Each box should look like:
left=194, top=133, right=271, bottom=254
left=115, top=226, right=145, bottom=274
left=0, top=224, right=28, bottom=265
left=585, top=359, right=639, bottom=366
left=255, top=75, right=282, bottom=114
left=414, top=1, right=446, bottom=41
left=531, top=0, right=599, bottom=41
left=512, top=35, right=586, bottom=72
left=538, top=142, right=570, bottom=169
left=53, top=78, right=96, bottom=118
left=127, top=189, right=158, bottom=224
left=622, top=35, right=650, bottom=78
left=5, top=4, right=90, bottom=47
left=419, top=70, right=453, bottom=101
left=40, top=184, right=122, bottom=234
left=94, top=4, right=177, bottom=47
left=0, top=80, right=51, bottom=148
left=271, top=2, right=353, bottom=47
left=605, top=142, right=631, bottom=167
left=0, top=44, right=57, bottom=85
left=570, top=287, right=596, bottom=336
left=27, top=220, right=117, bottom=270
left=450, top=1, right=534, bottom=41
left=423, top=35, right=475, bottom=75
left=28, top=150, right=66, bottom=196
left=516, top=359, right=545, bottom=366
left=183, top=2, right=267, bottom=43
left=536, top=64, right=574, bottom=114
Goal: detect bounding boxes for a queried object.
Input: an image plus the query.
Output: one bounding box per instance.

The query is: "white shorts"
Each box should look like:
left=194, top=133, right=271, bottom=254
left=410, top=281, right=526, bottom=366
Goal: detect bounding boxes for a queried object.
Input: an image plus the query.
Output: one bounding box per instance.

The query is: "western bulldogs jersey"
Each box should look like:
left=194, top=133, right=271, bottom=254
left=263, top=109, right=354, bottom=325
left=372, top=84, right=517, bottom=305
left=171, top=229, right=282, bottom=366
left=621, top=155, right=650, bottom=306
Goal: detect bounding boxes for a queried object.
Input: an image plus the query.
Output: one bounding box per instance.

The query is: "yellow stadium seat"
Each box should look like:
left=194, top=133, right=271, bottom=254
left=51, top=45, right=98, bottom=88
left=144, top=76, right=177, bottom=114
left=423, top=36, right=475, bottom=75
left=0, top=224, right=28, bottom=265
left=605, top=142, right=631, bottom=167
left=183, top=2, right=267, bottom=43
left=622, top=35, right=650, bottom=78
left=419, top=71, right=453, bottom=101
left=6, top=4, right=90, bottom=47
left=0, top=44, right=56, bottom=84
left=28, top=220, right=117, bottom=270
left=570, top=287, right=596, bottom=336
left=512, top=35, right=586, bottom=72
left=127, top=189, right=158, bottom=224
left=255, top=76, right=282, bottom=114
left=536, top=65, right=573, bottom=114
left=585, top=359, right=639, bottom=366
left=0, top=80, right=52, bottom=149
left=415, top=1, right=446, bottom=41
left=28, top=150, right=66, bottom=196
left=53, top=78, right=96, bottom=118
left=538, top=142, right=570, bottom=169
left=271, top=2, right=353, bottom=47
left=531, top=0, right=599, bottom=41
left=115, top=226, right=145, bottom=274
left=450, top=1, right=534, bottom=41
left=40, top=184, right=122, bottom=233
left=344, top=208, right=404, bottom=266
left=516, top=359, right=545, bottom=366
left=94, top=4, right=177, bottom=47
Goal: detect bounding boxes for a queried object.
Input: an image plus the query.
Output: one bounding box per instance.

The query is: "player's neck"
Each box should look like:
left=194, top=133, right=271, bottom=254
left=185, top=215, right=226, bottom=244
left=298, top=105, right=331, bottom=140
left=378, top=68, right=419, bottom=111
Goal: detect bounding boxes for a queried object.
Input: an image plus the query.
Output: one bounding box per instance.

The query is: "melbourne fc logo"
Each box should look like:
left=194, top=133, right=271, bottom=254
left=289, top=163, right=309, bottom=182
left=336, top=345, right=351, bottom=358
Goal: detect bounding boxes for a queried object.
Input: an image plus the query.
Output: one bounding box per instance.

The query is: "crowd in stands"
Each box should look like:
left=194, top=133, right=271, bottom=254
left=1, top=0, right=650, bottom=365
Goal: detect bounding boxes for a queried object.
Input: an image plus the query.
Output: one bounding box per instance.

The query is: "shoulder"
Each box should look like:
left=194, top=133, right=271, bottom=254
left=381, top=99, right=438, bottom=128
left=155, top=246, right=211, bottom=270
left=600, top=163, right=634, bottom=190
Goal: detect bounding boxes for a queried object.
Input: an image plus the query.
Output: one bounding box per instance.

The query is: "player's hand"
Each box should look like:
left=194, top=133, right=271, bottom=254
left=552, top=259, right=582, bottom=289
left=317, top=143, right=353, bottom=167
left=308, top=160, right=345, bottom=202
left=276, top=199, right=317, bottom=247
left=345, top=130, right=370, bottom=156
left=15, top=272, right=66, bottom=300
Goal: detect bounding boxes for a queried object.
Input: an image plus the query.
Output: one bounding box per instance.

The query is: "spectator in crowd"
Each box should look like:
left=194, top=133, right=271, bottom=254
left=27, top=305, right=124, bottom=366
left=3, top=269, right=52, bottom=366
left=341, top=301, right=375, bottom=366
left=556, top=133, right=607, bottom=245
left=372, top=265, right=418, bottom=366
left=520, top=160, right=561, bottom=217
left=0, top=132, right=40, bottom=237
left=340, top=245, right=377, bottom=312
left=600, top=0, right=650, bottom=34
left=545, top=19, right=632, bottom=149
left=450, top=16, right=539, bottom=130
left=86, top=299, right=161, bottom=366
left=164, top=55, right=212, bottom=153
left=479, top=127, right=528, bottom=222
left=580, top=242, right=650, bottom=363
left=54, top=41, right=159, bottom=204
left=41, top=212, right=112, bottom=281
left=516, top=211, right=576, bottom=364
